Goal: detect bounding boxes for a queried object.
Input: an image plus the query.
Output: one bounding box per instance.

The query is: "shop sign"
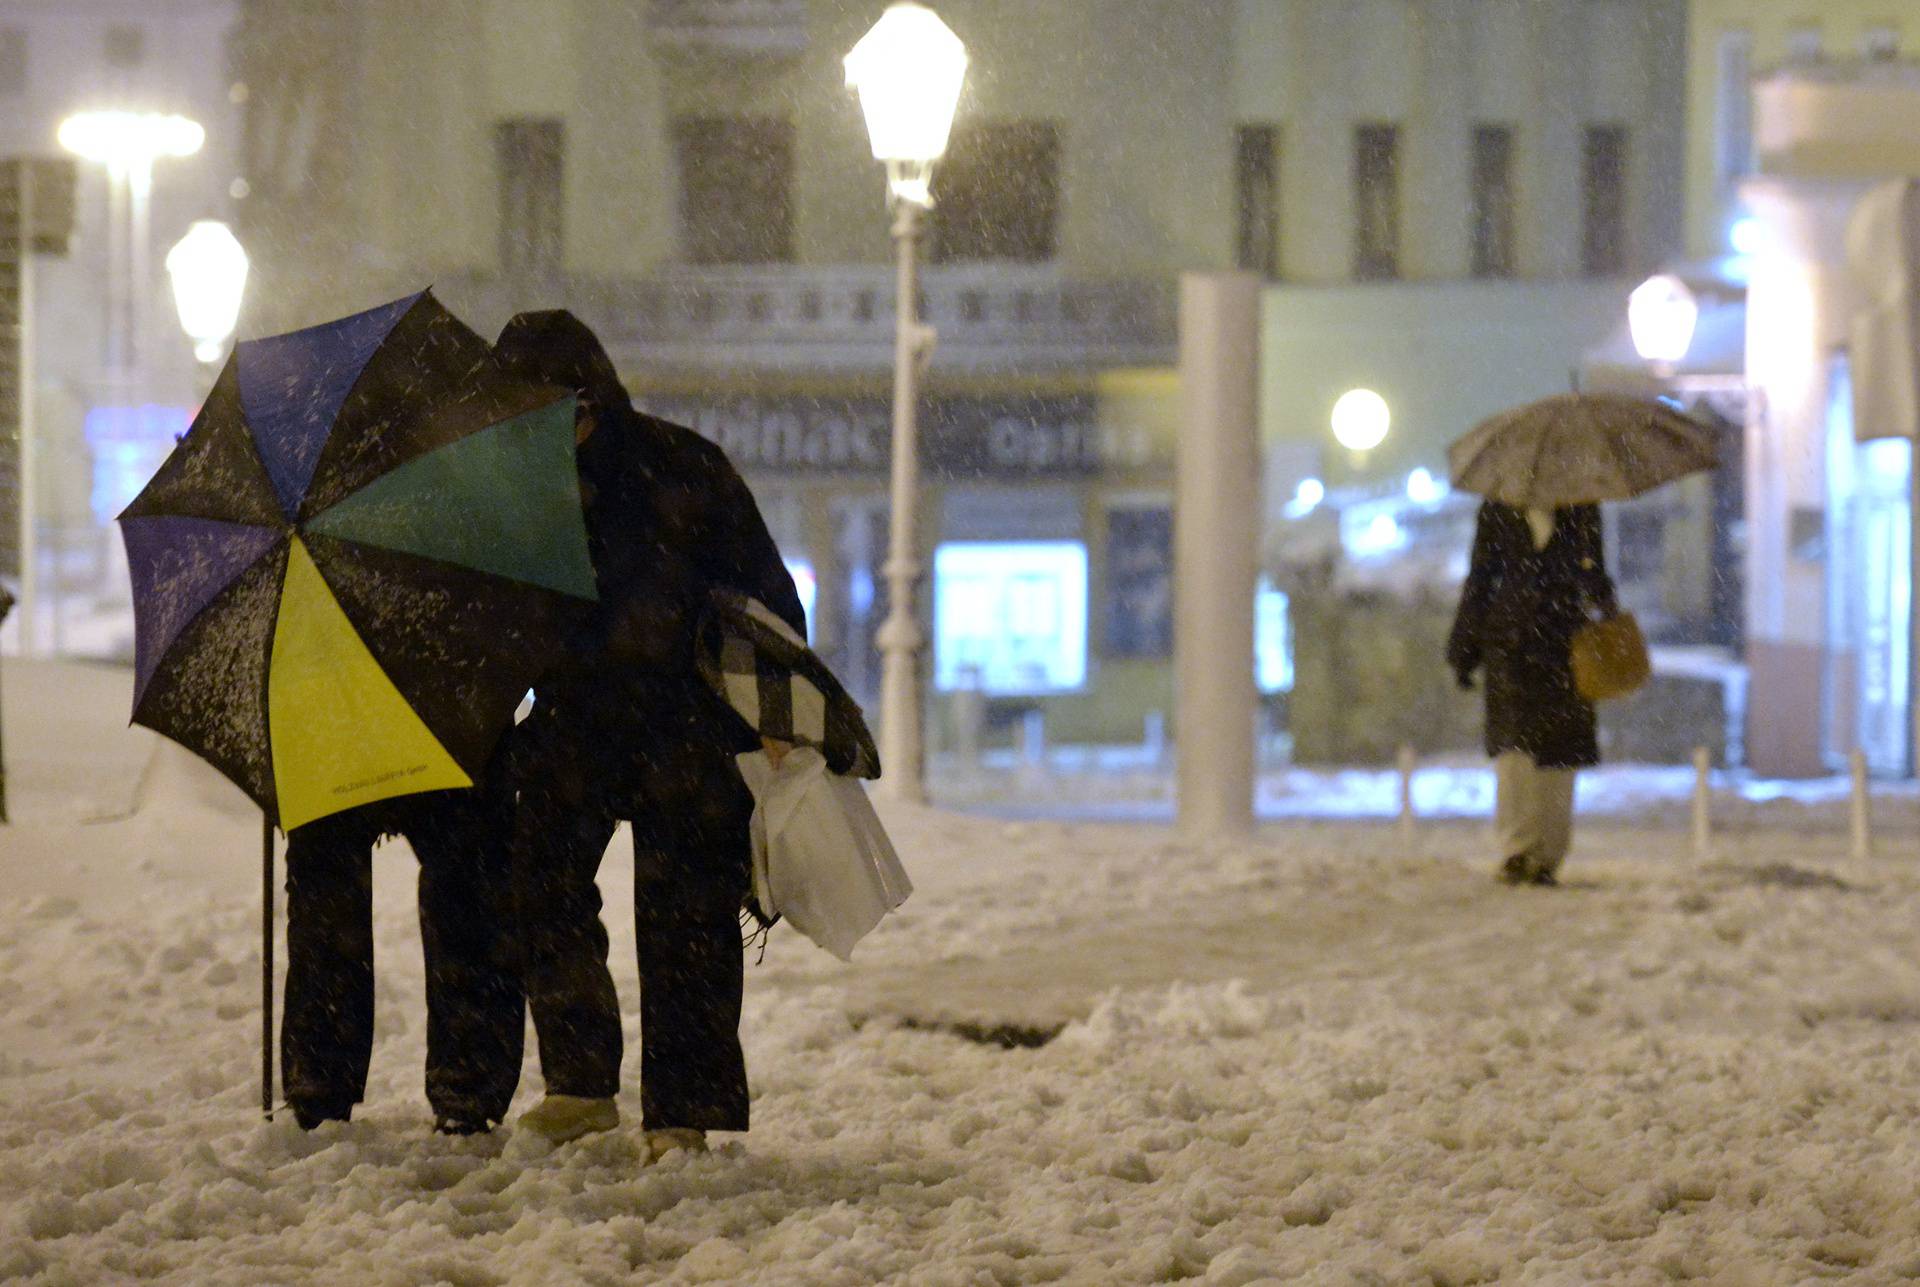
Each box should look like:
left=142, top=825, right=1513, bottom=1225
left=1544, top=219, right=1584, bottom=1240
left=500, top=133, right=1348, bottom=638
left=641, top=394, right=1162, bottom=478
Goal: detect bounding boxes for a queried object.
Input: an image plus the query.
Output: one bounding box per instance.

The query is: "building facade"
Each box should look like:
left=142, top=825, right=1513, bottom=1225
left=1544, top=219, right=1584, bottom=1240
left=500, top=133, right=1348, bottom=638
left=0, top=0, right=240, bottom=656
left=221, top=0, right=1684, bottom=751
left=1675, top=2, right=1917, bottom=778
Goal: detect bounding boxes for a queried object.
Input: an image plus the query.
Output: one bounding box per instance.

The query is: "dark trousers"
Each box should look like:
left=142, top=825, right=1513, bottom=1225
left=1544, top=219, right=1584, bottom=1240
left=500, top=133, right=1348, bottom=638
left=280, top=789, right=523, bottom=1121
left=510, top=708, right=753, bottom=1131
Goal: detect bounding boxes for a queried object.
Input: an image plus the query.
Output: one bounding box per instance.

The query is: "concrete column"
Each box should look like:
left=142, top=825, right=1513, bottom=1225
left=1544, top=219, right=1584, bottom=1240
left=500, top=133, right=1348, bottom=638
left=1175, top=272, right=1261, bottom=839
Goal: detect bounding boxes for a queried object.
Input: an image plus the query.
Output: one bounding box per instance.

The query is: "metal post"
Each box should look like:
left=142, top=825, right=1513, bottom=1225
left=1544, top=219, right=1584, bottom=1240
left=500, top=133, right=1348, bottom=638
left=1174, top=272, right=1260, bottom=840
left=1397, top=744, right=1417, bottom=843
left=875, top=198, right=929, bottom=804
left=1691, top=746, right=1712, bottom=861
left=15, top=163, right=35, bottom=657
left=1849, top=747, right=1871, bottom=863
left=262, top=815, right=275, bottom=1119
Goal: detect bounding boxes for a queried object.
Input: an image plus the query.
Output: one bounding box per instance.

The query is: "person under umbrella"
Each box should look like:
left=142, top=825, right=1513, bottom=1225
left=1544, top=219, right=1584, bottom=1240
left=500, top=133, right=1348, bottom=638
left=491, top=311, right=804, bottom=1157
left=118, top=290, right=598, bottom=1130
left=1445, top=392, right=1715, bottom=885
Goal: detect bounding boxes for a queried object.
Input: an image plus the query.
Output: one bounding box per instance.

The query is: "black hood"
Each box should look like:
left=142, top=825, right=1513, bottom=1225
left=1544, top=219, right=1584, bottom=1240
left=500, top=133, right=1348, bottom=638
left=492, top=310, right=631, bottom=414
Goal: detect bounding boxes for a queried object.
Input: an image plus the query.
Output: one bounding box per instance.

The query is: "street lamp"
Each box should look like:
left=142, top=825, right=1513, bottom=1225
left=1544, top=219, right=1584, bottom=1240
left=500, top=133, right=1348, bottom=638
left=166, top=221, right=248, bottom=365
left=846, top=2, right=967, bottom=804
left=1628, top=273, right=1699, bottom=369
left=58, top=111, right=205, bottom=384
left=1331, top=387, right=1391, bottom=463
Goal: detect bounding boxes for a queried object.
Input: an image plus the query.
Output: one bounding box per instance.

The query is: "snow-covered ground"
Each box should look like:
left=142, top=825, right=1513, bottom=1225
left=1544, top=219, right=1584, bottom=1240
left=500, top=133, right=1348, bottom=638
left=3, top=657, right=1919, bottom=1285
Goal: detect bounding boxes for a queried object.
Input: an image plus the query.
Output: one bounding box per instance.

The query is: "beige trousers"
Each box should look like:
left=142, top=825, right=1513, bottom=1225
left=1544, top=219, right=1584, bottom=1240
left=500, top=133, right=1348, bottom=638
left=1494, top=751, right=1577, bottom=875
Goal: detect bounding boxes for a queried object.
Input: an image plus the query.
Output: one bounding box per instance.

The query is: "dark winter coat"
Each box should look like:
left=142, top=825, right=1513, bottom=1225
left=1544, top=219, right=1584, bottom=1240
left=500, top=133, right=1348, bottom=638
left=492, top=310, right=805, bottom=803
left=1445, top=501, right=1617, bottom=769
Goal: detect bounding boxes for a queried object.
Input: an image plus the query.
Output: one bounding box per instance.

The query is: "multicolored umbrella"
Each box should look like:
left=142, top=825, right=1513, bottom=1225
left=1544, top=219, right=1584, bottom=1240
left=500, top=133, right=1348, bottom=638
left=119, top=290, right=597, bottom=831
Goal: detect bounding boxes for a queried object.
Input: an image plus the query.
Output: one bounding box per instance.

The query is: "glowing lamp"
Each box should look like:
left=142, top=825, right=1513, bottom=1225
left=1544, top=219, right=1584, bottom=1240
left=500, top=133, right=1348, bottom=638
left=1628, top=274, right=1699, bottom=366
left=1330, top=388, right=1391, bottom=453
left=166, top=221, right=249, bottom=364
left=845, top=3, right=968, bottom=206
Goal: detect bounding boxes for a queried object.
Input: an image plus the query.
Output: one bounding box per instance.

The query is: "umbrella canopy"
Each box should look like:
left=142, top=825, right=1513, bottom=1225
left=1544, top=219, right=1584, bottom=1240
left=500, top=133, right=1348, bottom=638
left=1448, top=392, right=1719, bottom=508
left=119, top=290, right=597, bottom=830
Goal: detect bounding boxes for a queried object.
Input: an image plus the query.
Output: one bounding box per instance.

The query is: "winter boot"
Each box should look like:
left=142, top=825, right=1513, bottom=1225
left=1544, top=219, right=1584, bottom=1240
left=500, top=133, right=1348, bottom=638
left=289, top=1096, right=353, bottom=1131
left=1497, top=854, right=1533, bottom=885
left=517, top=1094, right=619, bottom=1143
left=645, top=1127, right=709, bottom=1163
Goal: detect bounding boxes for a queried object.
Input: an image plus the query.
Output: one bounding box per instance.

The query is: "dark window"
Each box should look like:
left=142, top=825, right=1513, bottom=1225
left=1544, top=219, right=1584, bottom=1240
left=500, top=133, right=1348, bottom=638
left=0, top=28, right=24, bottom=96
left=1353, top=123, right=1399, bottom=281
left=103, top=25, right=144, bottom=69
left=930, top=121, right=1060, bottom=263
left=1233, top=124, right=1280, bottom=277
left=673, top=116, right=794, bottom=265
left=1104, top=507, right=1172, bottom=659
left=495, top=119, right=565, bottom=277
left=1469, top=125, right=1515, bottom=279
left=1581, top=124, right=1628, bottom=277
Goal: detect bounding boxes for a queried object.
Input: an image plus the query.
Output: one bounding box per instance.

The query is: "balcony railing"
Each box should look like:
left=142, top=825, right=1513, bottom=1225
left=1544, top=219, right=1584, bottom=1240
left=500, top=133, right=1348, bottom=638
left=647, top=0, right=809, bottom=56
left=439, top=264, right=1177, bottom=377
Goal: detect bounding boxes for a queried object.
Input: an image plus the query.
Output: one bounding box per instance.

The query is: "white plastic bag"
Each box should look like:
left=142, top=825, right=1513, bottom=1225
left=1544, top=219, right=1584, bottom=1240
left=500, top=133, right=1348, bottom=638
left=735, top=746, right=911, bottom=960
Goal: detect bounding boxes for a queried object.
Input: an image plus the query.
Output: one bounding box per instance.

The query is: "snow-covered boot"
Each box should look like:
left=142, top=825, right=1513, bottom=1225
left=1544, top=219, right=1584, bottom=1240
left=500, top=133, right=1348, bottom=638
left=517, top=1094, right=619, bottom=1143
left=645, top=1128, right=709, bottom=1163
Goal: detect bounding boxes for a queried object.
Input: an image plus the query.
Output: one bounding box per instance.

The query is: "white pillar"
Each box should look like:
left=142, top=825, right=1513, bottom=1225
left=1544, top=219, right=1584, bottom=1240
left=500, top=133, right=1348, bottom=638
left=1175, top=272, right=1260, bottom=840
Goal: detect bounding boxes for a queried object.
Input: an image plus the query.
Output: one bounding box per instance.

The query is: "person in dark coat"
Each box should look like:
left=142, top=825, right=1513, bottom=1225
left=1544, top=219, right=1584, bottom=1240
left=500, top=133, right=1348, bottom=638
left=491, top=310, right=803, bottom=1155
left=281, top=785, right=522, bottom=1134
left=1446, top=501, right=1617, bottom=886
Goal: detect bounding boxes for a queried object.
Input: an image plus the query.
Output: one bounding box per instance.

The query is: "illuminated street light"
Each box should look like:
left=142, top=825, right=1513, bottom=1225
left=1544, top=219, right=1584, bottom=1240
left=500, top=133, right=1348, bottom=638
left=166, top=221, right=249, bottom=364
left=1628, top=273, right=1699, bottom=367
left=1331, top=388, right=1391, bottom=454
left=846, top=2, right=968, bottom=207
left=59, top=110, right=207, bottom=381
left=846, top=2, right=968, bottom=804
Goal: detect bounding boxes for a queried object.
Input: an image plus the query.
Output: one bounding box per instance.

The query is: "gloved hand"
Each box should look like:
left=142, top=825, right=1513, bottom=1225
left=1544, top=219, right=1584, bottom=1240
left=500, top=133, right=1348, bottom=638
left=1454, top=667, right=1475, bottom=691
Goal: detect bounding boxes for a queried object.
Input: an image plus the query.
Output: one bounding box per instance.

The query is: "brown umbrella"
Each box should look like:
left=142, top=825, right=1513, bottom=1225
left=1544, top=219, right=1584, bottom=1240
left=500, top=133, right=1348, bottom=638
left=1448, top=392, right=1718, bottom=508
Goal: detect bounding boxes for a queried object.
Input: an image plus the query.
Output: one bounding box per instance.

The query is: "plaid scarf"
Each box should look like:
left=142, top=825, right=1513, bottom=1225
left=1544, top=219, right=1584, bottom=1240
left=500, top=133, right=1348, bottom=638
left=695, top=589, right=881, bottom=780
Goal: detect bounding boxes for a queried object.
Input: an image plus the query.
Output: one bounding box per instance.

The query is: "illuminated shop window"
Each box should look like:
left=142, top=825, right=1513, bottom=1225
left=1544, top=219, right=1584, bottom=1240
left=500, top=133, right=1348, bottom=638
left=933, top=541, right=1087, bottom=694
left=784, top=559, right=817, bottom=643
left=1255, top=576, right=1293, bottom=694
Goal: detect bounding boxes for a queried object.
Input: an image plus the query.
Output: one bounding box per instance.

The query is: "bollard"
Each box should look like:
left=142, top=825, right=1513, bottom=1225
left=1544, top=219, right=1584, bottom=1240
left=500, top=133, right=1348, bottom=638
left=1020, top=708, right=1047, bottom=768
left=1850, top=747, right=1871, bottom=863
left=1691, top=746, right=1712, bottom=862
left=1397, top=744, right=1417, bottom=843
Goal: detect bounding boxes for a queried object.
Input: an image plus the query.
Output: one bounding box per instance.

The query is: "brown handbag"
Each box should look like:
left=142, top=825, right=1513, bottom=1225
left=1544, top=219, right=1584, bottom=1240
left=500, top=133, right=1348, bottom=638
left=1571, top=611, right=1651, bottom=702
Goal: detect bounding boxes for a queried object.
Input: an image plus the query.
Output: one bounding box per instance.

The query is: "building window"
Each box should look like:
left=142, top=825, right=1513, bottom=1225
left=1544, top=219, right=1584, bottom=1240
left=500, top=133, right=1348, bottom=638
left=1353, top=123, right=1400, bottom=281
left=1104, top=506, right=1172, bottom=659
left=930, top=121, right=1060, bottom=263
left=495, top=119, right=565, bottom=277
left=1581, top=124, right=1628, bottom=278
left=1469, top=125, right=1516, bottom=279
left=0, top=28, right=24, bottom=96
left=103, top=25, right=144, bottom=69
left=1861, top=27, right=1899, bottom=62
left=1233, top=124, right=1280, bottom=278
left=933, top=541, right=1088, bottom=694
left=1783, top=24, right=1823, bottom=65
left=1713, top=31, right=1753, bottom=198
left=672, top=115, right=794, bottom=265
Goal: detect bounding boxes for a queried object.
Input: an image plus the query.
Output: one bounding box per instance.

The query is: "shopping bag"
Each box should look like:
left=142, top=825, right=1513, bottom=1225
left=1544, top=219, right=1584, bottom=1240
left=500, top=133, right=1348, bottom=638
left=1571, top=610, right=1651, bottom=702
left=735, top=746, right=911, bottom=960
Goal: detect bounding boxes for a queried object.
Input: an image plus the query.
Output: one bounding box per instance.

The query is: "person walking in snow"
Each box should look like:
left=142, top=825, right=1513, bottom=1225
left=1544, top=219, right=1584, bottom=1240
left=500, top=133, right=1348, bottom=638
left=1446, top=500, right=1617, bottom=886
left=281, top=785, right=523, bottom=1134
left=491, top=311, right=804, bottom=1157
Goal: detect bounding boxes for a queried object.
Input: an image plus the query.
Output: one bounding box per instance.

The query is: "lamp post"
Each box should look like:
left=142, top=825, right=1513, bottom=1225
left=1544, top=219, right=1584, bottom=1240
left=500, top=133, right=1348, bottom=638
left=1628, top=272, right=1699, bottom=373
left=166, top=220, right=249, bottom=367
left=845, top=2, right=967, bottom=804
left=58, top=111, right=205, bottom=386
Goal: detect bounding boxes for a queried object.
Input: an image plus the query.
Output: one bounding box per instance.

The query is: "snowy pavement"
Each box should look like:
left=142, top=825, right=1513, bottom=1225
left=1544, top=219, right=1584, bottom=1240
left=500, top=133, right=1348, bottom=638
left=4, top=659, right=1920, bottom=1284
